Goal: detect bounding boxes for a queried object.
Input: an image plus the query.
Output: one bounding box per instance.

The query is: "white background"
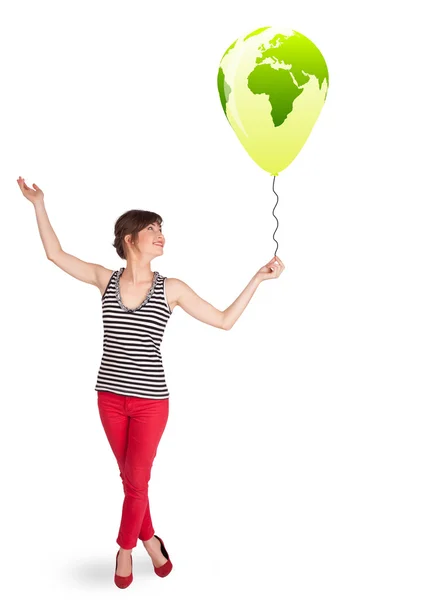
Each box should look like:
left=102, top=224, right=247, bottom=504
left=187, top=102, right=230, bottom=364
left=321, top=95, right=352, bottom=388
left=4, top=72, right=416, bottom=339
left=1, top=1, right=429, bottom=598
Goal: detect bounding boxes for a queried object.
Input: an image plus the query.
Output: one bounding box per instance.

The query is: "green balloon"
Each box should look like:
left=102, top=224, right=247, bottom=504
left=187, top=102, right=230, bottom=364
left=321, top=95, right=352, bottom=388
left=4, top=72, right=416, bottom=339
left=218, top=26, right=329, bottom=176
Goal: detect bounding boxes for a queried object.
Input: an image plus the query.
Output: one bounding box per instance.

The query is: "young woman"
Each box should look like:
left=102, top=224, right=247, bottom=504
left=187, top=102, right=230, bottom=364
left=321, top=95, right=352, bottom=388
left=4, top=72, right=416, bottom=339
left=17, top=176, right=285, bottom=587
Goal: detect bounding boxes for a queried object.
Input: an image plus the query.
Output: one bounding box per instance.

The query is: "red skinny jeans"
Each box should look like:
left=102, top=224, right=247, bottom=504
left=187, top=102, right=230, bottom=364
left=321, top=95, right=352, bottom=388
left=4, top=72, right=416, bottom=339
left=97, top=390, right=169, bottom=549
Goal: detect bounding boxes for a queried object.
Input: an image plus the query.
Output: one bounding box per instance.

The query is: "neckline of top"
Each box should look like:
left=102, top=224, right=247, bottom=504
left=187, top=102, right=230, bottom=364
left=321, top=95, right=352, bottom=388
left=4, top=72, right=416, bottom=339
left=115, top=268, right=159, bottom=313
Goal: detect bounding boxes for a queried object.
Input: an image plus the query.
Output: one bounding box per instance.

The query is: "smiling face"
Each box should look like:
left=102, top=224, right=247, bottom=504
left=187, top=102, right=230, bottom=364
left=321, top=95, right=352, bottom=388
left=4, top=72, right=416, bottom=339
left=124, top=221, right=165, bottom=258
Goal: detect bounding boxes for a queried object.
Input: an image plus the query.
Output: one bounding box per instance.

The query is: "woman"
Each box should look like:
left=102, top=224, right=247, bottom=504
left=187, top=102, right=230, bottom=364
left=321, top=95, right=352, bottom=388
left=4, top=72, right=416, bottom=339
left=17, top=176, right=285, bottom=587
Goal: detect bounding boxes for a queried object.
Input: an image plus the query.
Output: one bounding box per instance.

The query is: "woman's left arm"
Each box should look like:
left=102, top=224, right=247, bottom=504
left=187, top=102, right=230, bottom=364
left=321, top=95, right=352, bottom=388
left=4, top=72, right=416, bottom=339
left=171, top=255, right=285, bottom=330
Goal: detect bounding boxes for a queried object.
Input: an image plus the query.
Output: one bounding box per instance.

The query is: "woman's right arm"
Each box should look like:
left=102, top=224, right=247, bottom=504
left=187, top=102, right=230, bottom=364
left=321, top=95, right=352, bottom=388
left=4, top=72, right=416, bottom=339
left=17, top=176, right=113, bottom=294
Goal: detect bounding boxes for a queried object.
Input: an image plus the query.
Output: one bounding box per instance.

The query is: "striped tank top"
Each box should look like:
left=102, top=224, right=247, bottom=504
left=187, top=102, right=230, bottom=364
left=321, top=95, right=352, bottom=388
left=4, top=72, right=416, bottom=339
left=95, top=267, right=172, bottom=399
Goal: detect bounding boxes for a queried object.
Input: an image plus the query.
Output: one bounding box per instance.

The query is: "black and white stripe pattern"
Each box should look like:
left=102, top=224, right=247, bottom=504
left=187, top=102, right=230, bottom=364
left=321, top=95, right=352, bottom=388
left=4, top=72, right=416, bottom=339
left=95, top=267, right=172, bottom=399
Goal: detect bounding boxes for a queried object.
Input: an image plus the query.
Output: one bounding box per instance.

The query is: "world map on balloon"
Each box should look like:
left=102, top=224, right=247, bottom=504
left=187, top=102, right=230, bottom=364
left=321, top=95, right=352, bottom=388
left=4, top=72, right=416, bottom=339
left=218, top=27, right=329, bottom=176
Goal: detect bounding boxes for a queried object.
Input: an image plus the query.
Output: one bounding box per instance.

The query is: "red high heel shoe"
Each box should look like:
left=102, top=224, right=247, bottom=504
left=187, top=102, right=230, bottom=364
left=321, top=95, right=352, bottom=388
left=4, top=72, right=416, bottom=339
left=153, top=534, right=173, bottom=577
left=114, top=549, right=133, bottom=588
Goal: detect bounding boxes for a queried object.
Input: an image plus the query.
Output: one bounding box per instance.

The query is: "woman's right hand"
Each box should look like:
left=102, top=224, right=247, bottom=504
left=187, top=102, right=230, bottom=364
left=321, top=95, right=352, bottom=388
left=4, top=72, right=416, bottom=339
left=17, top=176, right=44, bottom=205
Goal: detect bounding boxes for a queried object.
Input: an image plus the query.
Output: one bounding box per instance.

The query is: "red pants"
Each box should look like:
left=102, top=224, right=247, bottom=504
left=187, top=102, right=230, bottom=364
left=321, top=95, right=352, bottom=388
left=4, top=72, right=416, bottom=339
left=97, top=391, right=169, bottom=549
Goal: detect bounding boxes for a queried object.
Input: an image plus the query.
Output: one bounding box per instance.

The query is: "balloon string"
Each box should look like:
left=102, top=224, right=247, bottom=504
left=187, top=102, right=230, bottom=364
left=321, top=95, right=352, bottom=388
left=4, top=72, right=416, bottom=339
left=272, top=175, right=279, bottom=257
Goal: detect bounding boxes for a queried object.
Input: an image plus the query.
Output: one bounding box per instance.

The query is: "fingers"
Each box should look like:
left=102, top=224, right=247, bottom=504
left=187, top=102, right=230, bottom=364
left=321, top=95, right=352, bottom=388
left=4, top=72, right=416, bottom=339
left=269, top=259, right=284, bottom=277
left=275, top=255, right=284, bottom=268
left=17, top=176, right=30, bottom=190
left=16, top=176, right=39, bottom=199
left=268, top=256, right=284, bottom=270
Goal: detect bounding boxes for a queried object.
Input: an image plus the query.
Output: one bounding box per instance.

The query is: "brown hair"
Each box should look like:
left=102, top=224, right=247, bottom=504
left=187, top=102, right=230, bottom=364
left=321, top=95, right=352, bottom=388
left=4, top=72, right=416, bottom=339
left=112, top=209, right=163, bottom=260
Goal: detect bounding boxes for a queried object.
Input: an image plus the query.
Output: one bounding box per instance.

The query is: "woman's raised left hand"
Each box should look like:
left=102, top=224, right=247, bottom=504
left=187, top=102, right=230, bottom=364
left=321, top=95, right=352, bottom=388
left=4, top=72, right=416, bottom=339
left=255, top=256, right=285, bottom=282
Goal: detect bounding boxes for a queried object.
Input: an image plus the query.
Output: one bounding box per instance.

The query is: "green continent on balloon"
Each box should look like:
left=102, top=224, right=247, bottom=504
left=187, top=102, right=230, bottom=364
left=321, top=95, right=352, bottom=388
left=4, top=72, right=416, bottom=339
left=255, top=32, right=329, bottom=97
left=218, top=27, right=329, bottom=176
left=217, top=67, right=231, bottom=117
left=247, top=32, right=329, bottom=128
left=248, top=63, right=303, bottom=127
left=221, top=38, right=238, bottom=60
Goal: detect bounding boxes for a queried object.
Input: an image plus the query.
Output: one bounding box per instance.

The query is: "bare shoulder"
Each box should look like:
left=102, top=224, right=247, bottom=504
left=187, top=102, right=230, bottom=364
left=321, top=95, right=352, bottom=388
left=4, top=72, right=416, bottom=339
left=164, top=277, right=185, bottom=312
left=95, top=265, right=116, bottom=297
